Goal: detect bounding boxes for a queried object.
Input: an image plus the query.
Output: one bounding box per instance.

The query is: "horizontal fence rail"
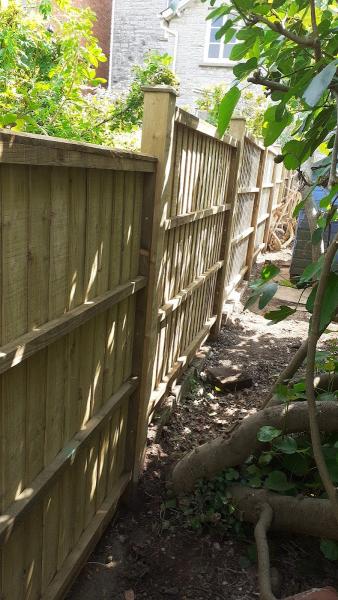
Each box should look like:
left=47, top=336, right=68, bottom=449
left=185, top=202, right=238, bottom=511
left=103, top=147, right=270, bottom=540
left=0, top=88, right=298, bottom=600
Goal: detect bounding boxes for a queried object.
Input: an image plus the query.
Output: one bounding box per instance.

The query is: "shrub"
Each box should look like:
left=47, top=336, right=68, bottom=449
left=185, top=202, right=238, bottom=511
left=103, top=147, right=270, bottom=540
left=0, top=1, right=179, bottom=149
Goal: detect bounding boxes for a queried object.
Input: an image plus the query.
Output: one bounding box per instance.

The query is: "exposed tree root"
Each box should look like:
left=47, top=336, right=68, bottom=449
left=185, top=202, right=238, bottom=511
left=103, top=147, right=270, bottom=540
left=228, top=485, right=338, bottom=541
left=172, top=401, right=338, bottom=494
left=255, top=504, right=277, bottom=600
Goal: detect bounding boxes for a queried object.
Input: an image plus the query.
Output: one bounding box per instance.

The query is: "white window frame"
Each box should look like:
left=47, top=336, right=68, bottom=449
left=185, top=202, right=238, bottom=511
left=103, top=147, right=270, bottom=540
left=203, top=12, right=239, bottom=66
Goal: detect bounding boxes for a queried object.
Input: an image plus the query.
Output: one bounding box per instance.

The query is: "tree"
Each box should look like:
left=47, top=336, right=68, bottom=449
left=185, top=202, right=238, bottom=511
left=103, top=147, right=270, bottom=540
left=172, top=1, right=338, bottom=597
left=196, top=84, right=271, bottom=138
left=0, top=1, right=178, bottom=147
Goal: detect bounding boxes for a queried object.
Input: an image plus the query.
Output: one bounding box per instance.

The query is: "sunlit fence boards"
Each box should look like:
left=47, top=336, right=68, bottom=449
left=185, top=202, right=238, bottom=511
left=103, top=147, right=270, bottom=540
left=0, top=131, right=156, bottom=600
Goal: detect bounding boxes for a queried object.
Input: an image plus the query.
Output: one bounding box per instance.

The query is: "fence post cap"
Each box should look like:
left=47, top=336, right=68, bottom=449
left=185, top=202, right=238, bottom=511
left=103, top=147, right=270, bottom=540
left=229, top=117, right=246, bottom=140
left=141, top=85, right=179, bottom=96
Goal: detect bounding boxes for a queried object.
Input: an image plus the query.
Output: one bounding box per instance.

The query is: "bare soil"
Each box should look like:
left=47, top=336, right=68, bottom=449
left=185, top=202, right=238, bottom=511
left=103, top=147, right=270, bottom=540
left=68, top=249, right=338, bottom=600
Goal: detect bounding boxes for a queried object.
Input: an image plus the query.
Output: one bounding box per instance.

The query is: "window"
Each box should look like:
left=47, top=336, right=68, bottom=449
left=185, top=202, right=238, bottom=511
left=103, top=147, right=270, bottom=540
left=205, top=15, right=238, bottom=63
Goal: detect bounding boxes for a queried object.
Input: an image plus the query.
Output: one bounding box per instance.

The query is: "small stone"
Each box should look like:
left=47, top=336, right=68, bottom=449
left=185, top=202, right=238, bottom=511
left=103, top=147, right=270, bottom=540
left=206, top=366, right=253, bottom=392
left=105, top=555, right=113, bottom=563
left=213, top=542, right=221, bottom=551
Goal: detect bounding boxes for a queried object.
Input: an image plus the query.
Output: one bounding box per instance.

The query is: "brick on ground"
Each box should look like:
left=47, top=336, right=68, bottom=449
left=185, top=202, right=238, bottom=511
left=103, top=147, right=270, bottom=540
left=206, top=365, right=253, bottom=392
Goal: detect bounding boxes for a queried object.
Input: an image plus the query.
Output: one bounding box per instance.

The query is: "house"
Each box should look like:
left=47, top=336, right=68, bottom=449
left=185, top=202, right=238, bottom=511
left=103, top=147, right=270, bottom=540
left=16, top=0, right=236, bottom=106
left=109, top=0, right=235, bottom=107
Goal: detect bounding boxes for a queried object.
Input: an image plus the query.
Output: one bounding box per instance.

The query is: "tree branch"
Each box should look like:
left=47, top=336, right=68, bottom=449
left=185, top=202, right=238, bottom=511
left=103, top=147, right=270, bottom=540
left=248, top=13, right=319, bottom=49
left=247, top=74, right=289, bottom=93
left=328, top=91, right=338, bottom=189
left=255, top=504, right=277, bottom=600
left=262, top=339, right=308, bottom=408
left=306, top=231, right=338, bottom=523
left=310, top=0, right=322, bottom=61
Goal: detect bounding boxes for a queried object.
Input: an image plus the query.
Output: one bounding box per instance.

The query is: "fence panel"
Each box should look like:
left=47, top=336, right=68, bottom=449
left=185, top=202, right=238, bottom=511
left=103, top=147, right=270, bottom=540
left=0, top=131, right=157, bottom=600
left=227, top=134, right=264, bottom=287
left=141, top=95, right=238, bottom=417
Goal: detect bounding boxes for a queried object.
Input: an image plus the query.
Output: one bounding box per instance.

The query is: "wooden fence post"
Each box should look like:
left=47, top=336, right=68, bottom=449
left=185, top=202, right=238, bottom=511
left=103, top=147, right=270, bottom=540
left=211, top=117, right=246, bottom=337
left=132, top=85, right=178, bottom=481
left=263, top=151, right=279, bottom=248
left=245, top=147, right=268, bottom=279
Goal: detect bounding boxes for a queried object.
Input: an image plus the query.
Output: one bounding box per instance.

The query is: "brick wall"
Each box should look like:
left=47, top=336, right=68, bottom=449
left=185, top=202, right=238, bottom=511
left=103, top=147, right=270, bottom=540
left=72, top=0, right=113, bottom=82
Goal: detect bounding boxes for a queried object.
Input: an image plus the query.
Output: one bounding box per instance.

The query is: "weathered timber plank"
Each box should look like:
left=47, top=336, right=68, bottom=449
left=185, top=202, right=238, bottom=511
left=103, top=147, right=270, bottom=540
left=0, top=130, right=156, bottom=172
left=0, top=276, right=146, bottom=376
left=164, top=203, right=230, bottom=230
left=158, top=261, right=223, bottom=322
left=0, top=378, right=137, bottom=546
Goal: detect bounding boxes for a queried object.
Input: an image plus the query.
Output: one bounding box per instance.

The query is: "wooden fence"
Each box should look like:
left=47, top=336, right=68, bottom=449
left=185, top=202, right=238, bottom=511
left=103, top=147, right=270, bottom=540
left=0, top=87, right=297, bottom=599
left=0, top=131, right=157, bottom=599
left=139, top=88, right=297, bottom=431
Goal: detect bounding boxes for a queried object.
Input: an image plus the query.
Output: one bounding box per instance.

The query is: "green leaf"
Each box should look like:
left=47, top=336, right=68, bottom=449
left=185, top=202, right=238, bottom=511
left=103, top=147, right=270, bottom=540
left=293, top=200, right=305, bottom=218
left=312, top=228, right=323, bottom=245
left=320, top=539, right=338, bottom=561
left=233, top=57, right=258, bottom=80
left=257, top=426, right=282, bottom=442
left=273, top=435, right=298, bottom=454
left=230, top=41, right=252, bottom=61
left=247, top=476, right=262, bottom=488
left=263, top=106, right=292, bottom=146
left=218, top=86, right=241, bottom=136
left=261, top=264, right=280, bottom=281
left=215, top=20, right=235, bottom=41
left=206, top=5, right=232, bottom=20
left=282, top=140, right=311, bottom=169
left=258, top=282, right=278, bottom=310
left=264, top=305, right=297, bottom=325
left=265, top=470, right=295, bottom=492
left=294, top=381, right=306, bottom=393
left=306, top=273, right=338, bottom=331
left=258, top=452, right=273, bottom=466
left=319, top=185, right=338, bottom=210
left=298, top=255, right=324, bottom=285
left=282, top=453, right=310, bottom=476
left=1, top=113, right=18, bottom=126
left=225, top=468, right=240, bottom=481
left=303, top=60, right=338, bottom=107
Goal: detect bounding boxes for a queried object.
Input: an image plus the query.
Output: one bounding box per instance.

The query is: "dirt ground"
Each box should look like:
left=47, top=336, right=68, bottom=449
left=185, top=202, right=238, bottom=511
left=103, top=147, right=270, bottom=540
left=68, top=249, right=338, bottom=600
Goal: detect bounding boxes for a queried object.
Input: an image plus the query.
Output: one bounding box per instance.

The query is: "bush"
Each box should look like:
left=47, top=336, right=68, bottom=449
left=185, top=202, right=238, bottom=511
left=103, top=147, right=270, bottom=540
left=0, top=1, right=179, bottom=149
left=196, top=84, right=269, bottom=138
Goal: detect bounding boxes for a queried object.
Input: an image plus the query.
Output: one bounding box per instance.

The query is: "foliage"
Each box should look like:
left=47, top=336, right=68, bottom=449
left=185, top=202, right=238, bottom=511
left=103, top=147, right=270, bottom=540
left=0, top=0, right=107, bottom=139
left=0, top=1, right=178, bottom=148
left=109, top=53, right=179, bottom=133
left=203, top=0, right=338, bottom=177
left=196, top=84, right=270, bottom=138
